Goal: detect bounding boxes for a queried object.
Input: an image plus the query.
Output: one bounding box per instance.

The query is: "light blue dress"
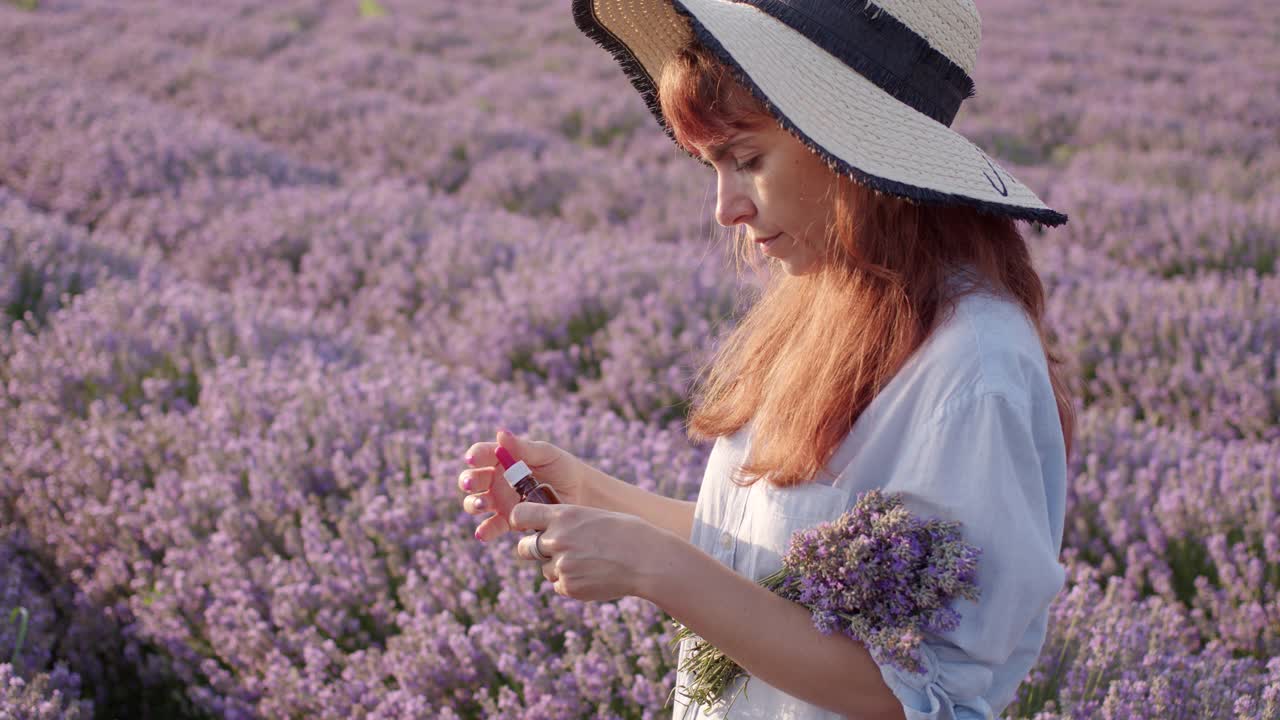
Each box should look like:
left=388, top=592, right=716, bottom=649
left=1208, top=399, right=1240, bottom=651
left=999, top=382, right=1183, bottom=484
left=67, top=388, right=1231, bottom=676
left=672, top=271, right=1068, bottom=720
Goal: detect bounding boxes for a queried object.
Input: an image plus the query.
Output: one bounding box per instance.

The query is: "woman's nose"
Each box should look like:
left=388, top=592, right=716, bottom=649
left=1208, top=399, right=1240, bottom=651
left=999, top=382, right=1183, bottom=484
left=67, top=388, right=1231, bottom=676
left=715, top=176, right=755, bottom=228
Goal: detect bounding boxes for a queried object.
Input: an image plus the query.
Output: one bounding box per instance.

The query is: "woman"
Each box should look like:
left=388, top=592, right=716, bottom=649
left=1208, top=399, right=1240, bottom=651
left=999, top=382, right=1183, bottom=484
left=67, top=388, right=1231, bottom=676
left=458, top=0, right=1074, bottom=717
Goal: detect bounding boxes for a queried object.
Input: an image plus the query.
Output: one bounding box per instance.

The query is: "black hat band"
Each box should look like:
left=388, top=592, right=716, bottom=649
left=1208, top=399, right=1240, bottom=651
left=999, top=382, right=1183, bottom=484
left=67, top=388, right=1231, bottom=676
left=701, top=0, right=977, bottom=127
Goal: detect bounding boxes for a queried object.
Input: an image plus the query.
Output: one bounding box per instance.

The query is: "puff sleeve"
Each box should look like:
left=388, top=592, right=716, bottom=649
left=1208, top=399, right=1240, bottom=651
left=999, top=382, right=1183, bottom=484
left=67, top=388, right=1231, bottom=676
left=874, top=390, right=1067, bottom=720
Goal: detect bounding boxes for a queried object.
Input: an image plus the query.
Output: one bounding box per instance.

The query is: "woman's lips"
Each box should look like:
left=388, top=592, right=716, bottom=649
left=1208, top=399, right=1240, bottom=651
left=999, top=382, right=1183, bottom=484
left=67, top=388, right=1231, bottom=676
left=755, top=233, right=780, bottom=244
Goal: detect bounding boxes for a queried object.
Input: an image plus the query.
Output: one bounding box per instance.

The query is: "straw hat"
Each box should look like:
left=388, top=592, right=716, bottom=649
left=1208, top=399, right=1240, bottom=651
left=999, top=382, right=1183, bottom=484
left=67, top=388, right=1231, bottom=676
left=572, top=0, right=1068, bottom=227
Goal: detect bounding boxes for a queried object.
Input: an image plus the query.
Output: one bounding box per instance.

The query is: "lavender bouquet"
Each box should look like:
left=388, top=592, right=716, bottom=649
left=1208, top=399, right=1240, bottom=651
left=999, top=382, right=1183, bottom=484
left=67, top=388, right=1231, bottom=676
left=670, top=489, right=982, bottom=713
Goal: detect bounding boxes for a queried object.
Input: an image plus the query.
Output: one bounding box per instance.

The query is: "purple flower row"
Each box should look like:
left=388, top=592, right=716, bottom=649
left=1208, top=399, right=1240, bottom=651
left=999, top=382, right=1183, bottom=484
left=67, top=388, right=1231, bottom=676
left=1046, top=269, right=1280, bottom=442
left=7, top=261, right=1278, bottom=716
left=2, top=169, right=739, bottom=426
left=966, top=0, right=1277, bottom=163
left=1, top=189, right=154, bottom=332
left=1013, top=559, right=1280, bottom=719
left=0, top=10, right=707, bottom=234
left=1044, top=177, right=1278, bottom=279
left=1066, top=404, right=1280, bottom=658
left=3, top=268, right=710, bottom=716
left=0, top=59, right=332, bottom=227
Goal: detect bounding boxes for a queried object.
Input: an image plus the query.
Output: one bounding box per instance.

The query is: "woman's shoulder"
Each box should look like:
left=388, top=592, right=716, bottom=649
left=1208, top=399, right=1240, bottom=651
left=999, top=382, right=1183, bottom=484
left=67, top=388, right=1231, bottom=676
left=887, top=288, right=1051, bottom=423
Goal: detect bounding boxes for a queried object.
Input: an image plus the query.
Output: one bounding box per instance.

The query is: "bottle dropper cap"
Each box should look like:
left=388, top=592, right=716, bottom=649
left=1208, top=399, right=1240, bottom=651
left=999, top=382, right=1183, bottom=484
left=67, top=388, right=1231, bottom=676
left=495, top=446, right=532, bottom=486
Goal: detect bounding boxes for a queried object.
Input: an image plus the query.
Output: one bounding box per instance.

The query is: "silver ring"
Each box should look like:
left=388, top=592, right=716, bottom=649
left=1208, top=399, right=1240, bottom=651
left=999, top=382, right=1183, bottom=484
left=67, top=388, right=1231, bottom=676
left=530, top=531, right=552, bottom=562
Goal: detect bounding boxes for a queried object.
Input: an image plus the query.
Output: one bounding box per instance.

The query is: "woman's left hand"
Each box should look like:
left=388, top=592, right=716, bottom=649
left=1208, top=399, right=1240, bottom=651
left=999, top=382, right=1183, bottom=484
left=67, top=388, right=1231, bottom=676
left=509, top=502, right=670, bottom=602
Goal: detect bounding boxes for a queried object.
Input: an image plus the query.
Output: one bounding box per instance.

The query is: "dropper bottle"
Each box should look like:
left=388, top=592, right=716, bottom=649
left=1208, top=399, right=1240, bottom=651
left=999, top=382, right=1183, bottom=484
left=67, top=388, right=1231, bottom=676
left=496, top=446, right=562, bottom=504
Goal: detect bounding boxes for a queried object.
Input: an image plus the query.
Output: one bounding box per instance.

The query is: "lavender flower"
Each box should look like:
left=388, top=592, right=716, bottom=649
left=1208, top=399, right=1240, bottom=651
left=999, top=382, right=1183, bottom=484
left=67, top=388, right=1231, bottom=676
left=0, top=663, right=93, bottom=720
left=671, top=490, right=981, bottom=712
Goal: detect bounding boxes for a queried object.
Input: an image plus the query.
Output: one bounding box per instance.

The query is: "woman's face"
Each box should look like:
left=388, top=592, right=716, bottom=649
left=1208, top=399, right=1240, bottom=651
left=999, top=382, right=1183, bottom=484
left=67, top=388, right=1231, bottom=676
left=698, top=122, right=837, bottom=276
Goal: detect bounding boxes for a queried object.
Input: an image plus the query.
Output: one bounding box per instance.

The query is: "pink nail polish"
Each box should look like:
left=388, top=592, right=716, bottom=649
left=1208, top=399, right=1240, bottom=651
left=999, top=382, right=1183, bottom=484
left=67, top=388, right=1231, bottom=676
left=465, top=454, right=477, bottom=466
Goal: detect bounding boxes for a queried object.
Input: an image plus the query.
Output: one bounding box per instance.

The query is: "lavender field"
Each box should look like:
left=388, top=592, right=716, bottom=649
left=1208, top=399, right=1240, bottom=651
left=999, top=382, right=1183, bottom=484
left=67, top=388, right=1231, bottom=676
left=1, top=0, right=1278, bottom=717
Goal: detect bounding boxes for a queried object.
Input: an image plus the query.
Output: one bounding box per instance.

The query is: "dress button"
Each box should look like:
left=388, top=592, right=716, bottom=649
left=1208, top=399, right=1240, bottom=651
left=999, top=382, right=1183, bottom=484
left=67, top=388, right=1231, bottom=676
left=719, top=532, right=733, bottom=550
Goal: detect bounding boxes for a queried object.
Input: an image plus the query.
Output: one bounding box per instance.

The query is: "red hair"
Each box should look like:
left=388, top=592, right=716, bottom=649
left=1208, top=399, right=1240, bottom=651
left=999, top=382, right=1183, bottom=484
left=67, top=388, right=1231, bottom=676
left=659, top=42, right=1076, bottom=488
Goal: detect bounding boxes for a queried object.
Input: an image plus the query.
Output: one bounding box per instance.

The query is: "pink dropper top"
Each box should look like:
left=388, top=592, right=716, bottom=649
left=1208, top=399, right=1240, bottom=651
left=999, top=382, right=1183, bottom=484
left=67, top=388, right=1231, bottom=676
left=495, top=446, right=517, bottom=470
left=494, top=443, right=560, bottom=504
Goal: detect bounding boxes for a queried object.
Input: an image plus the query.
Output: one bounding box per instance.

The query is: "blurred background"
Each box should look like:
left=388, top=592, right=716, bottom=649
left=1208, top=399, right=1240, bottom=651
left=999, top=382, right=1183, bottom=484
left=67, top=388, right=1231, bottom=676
left=1, top=0, right=1278, bottom=717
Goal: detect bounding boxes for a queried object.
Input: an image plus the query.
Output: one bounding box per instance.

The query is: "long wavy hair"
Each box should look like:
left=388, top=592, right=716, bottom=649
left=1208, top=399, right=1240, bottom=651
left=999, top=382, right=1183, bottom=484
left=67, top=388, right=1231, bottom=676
left=659, top=41, right=1076, bottom=488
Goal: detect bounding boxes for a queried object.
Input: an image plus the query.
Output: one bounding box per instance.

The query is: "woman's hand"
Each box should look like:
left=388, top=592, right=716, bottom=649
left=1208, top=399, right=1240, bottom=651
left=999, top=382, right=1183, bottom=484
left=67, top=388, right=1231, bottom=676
left=459, top=429, right=590, bottom=542
left=509, top=502, right=674, bottom=602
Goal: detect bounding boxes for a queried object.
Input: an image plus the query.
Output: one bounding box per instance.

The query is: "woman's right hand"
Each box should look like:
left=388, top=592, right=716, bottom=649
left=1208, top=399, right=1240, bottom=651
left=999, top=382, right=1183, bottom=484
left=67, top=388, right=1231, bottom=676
left=459, top=429, right=589, bottom=542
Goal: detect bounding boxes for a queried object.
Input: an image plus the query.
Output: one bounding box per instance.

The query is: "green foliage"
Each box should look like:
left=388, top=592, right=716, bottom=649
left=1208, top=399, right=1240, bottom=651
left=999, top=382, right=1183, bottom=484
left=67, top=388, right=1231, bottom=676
left=8, top=606, right=29, bottom=672
left=358, top=0, right=387, bottom=19
left=565, top=305, right=610, bottom=347
left=1166, top=534, right=1222, bottom=607
left=559, top=110, right=643, bottom=149
left=587, top=119, right=642, bottom=149
left=558, top=110, right=584, bottom=141
left=1010, top=588, right=1092, bottom=718
left=74, top=354, right=202, bottom=418
left=3, top=264, right=44, bottom=326
left=4, top=264, right=85, bottom=333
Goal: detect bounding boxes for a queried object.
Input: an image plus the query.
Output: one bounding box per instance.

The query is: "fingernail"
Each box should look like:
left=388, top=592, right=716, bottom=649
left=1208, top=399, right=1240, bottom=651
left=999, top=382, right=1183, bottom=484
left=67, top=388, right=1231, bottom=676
left=474, top=496, right=486, bottom=510
left=464, top=454, right=476, bottom=466
left=462, top=477, right=473, bottom=491
left=474, top=528, right=485, bottom=543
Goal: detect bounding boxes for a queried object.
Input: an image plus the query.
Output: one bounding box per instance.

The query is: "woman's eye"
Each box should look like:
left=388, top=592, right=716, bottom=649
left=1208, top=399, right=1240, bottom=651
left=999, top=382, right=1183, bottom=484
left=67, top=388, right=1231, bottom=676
left=735, top=156, right=761, bottom=172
